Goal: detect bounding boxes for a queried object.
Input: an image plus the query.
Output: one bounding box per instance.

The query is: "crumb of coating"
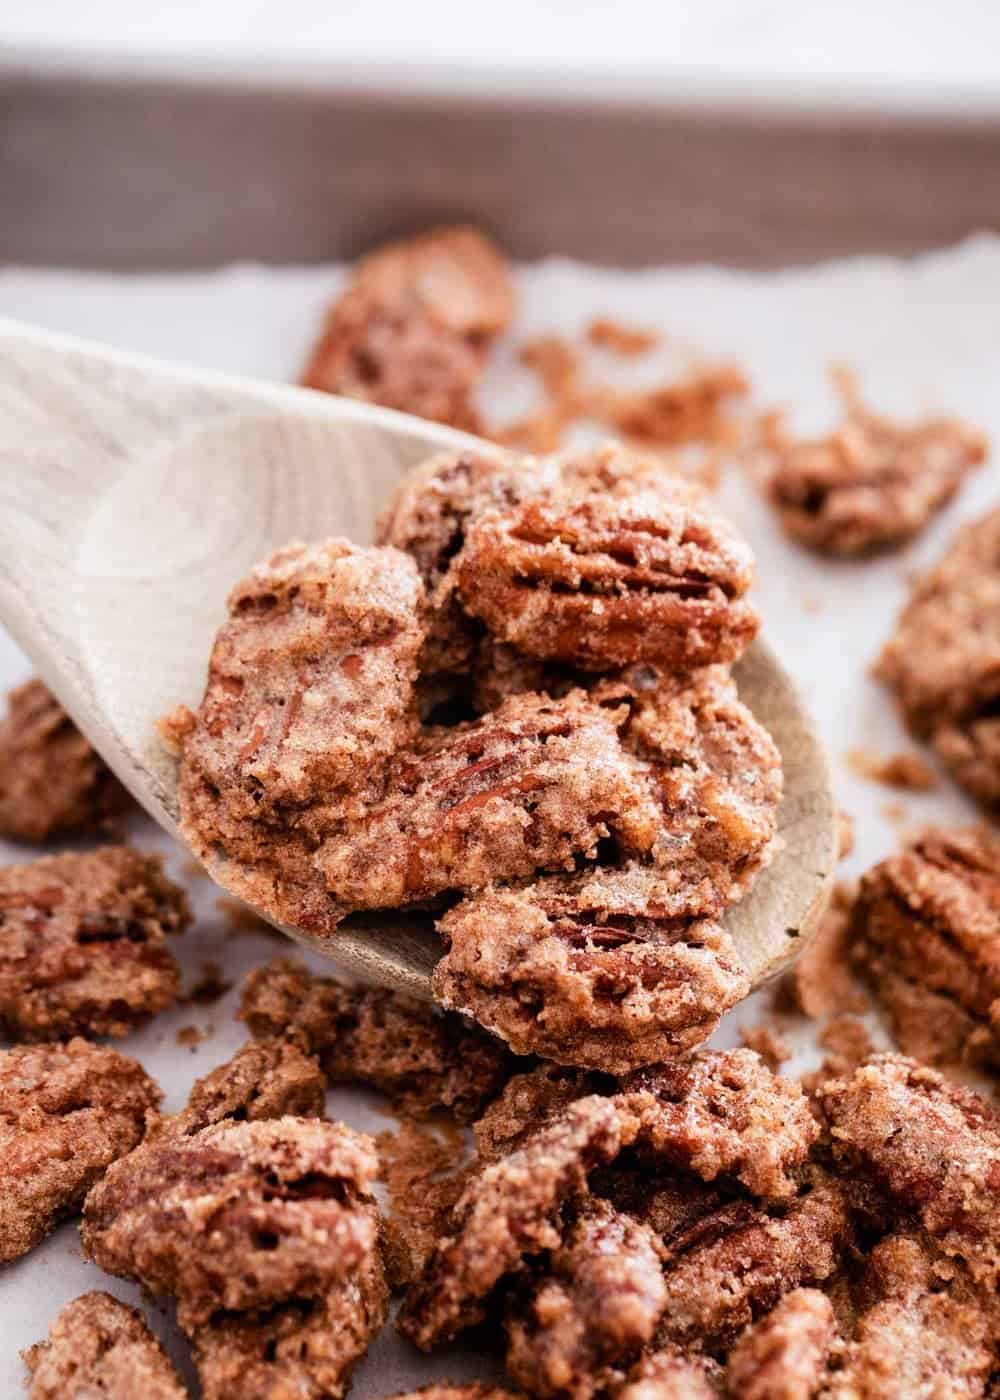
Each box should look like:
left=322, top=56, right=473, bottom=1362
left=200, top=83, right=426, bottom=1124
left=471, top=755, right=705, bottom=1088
left=434, top=871, right=749, bottom=1072
left=315, top=690, right=664, bottom=912
left=82, top=1117, right=380, bottom=1331
left=398, top=1095, right=626, bottom=1349
left=654, top=1171, right=854, bottom=1349
left=301, top=227, right=513, bottom=431
left=621, top=1048, right=818, bottom=1199
left=148, top=1035, right=327, bottom=1142
left=762, top=367, right=986, bottom=556
left=455, top=489, right=758, bottom=673
left=504, top=1198, right=666, bottom=1399
left=22, top=1290, right=186, bottom=1400
left=0, top=677, right=129, bottom=843
left=0, top=846, right=189, bottom=1041
left=739, top=1023, right=792, bottom=1073
left=821, top=1053, right=1000, bottom=1289
left=725, top=1289, right=836, bottom=1400
left=824, top=1234, right=997, bottom=1400
left=240, top=957, right=514, bottom=1121
left=190, top=1237, right=388, bottom=1400
left=0, top=1038, right=160, bottom=1262
left=877, top=506, right=1000, bottom=808
left=617, top=1347, right=723, bottom=1400
left=172, top=538, right=425, bottom=935
left=849, top=826, right=1000, bottom=1069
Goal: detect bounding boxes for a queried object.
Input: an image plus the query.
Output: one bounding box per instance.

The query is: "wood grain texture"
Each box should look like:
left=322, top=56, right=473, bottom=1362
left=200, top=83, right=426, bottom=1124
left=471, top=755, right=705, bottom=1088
left=0, top=318, right=835, bottom=996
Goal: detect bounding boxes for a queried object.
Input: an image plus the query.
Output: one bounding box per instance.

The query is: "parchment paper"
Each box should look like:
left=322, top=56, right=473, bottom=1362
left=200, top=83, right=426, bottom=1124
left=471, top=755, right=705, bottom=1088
left=1, top=238, right=998, bottom=1394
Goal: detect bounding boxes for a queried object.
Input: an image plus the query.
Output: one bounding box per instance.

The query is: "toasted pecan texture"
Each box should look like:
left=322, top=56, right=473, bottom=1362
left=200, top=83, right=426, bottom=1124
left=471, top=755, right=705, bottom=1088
left=0, top=846, right=189, bottom=1041
left=23, top=1291, right=186, bottom=1400
left=850, top=826, right=1000, bottom=1068
left=763, top=368, right=986, bottom=556
left=301, top=226, right=513, bottom=430
left=241, top=956, right=514, bottom=1121
left=0, top=677, right=129, bottom=842
left=878, top=506, right=1000, bottom=807
left=0, top=1038, right=160, bottom=1262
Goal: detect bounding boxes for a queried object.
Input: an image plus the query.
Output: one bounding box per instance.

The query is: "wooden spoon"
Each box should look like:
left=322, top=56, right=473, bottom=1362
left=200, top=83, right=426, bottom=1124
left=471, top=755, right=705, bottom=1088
left=0, top=319, right=836, bottom=997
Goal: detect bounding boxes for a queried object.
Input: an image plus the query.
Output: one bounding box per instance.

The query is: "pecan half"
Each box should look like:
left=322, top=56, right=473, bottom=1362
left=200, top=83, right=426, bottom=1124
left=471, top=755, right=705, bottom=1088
left=455, top=491, right=758, bottom=671
left=24, top=1291, right=186, bottom=1400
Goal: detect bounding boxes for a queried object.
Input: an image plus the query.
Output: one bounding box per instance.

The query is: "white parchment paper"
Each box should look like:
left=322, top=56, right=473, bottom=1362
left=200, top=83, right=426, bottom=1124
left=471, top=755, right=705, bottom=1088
left=0, top=239, right=998, bottom=1394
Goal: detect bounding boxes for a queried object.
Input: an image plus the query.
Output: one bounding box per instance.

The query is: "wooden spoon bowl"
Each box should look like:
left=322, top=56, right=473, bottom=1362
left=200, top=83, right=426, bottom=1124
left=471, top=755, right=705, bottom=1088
left=0, top=320, right=836, bottom=996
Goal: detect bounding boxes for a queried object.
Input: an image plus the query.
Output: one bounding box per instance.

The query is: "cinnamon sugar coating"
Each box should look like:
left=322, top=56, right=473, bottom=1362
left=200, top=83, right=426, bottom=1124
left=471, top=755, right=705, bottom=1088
left=241, top=956, right=514, bottom=1121
left=763, top=369, right=986, bottom=556
left=0, top=846, right=189, bottom=1041
left=434, top=871, right=748, bottom=1071
left=456, top=490, right=757, bottom=672
left=0, top=677, right=129, bottom=843
left=850, top=826, right=1000, bottom=1068
left=821, top=1054, right=1000, bottom=1289
left=301, top=226, right=513, bottom=430
left=190, top=1239, right=388, bottom=1400
left=173, top=538, right=425, bottom=934
left=150, top=1035, right=327, bottom=1141
left=0, top=1038, right=160, bottom=1262
left=824, top=1234, right=998, bottom=1399
left=82, top=1117, right=380, bottom=1331
left=398, top=1095, right=626, bottom=1349
left=617, top=1348, right=723, bottom=1400
left=877, top=507, right=1000, bottom=807
left=654, top=1172, right=854, bottom=1349
left=725, top=1289, right=835, bottom=1399
left=474, top=1064, right=606, bottom=1162
left=316, top=690, right=663, bottom=912
left=623, top=1049, right=818, bottom=1199
left=504, top=1199, right=667, bottom=1399
left=23, top=1291, right=186, bottom=1400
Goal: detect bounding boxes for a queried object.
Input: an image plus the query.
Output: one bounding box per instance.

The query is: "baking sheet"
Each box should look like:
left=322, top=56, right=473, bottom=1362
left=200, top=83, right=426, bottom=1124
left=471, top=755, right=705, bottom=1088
left=0, top=238, right=997, bottom=1394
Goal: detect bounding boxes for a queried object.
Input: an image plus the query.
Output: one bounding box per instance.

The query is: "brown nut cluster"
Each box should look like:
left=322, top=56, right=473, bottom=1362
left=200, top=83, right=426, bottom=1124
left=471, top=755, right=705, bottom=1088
left=172, top=445, right=778, bottom=1071
left=0, top=1037, right=160, bottom=1262
left=762, top=367, right=987, bottom=556
left=877, top=506, right=1000, bottom=808
left=0, top=677, right=130, bottom=843
left=0, top=845, right=190, bottom=1042
left=240, top=956, right=515, bottom=1121
left=23, top=1291, right=187, bottom=1400
left=849, top=825, right=1000, bottom=1070
left=301, top=226, right=514, bottom=431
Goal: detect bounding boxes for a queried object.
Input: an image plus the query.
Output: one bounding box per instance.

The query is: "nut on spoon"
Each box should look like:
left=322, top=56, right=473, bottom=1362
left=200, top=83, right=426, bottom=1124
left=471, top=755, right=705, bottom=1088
left=0, top=319, right=836, bottom=997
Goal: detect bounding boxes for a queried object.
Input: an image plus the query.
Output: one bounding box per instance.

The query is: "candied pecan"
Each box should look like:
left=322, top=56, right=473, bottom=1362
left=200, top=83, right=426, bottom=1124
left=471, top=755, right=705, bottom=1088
left=398, top=1095, right=627, bottom=1348
left=821, top=1054, right=1000, bottom=1289
left=850, top=826, right=1000, bottom=1068
left=725, top=1289, right=836, bottom=1400
left=504, top=1198, right=666, bottom=1399
left=434, top=869, right=749, bottom=1072
left=190, top=1242, right=388, bottom=1400
left=240, top=956, right=514, bottom=1121
left=654, top=1172, right=854, bottom=1349
left=23, top=1291, right=186, bottom=1400
left=376, top=448, right=555, bottom=676
left=0, top=1038, right=159, bottom=1261
left=617, top=1348, right=723, bottom=1400
left=622, top=1048, right=818, bottom=1199
left=789, top=884, right=868, bottom=1021
left=455, top=490, right=758, bottom=672
left=762, top=368, right=986, bottom=556
left=595, top=1168, right=729, bottom=1249
left=377, top=1120, right=473, bottom=1286
left=315, top=690, right=663, bottom=912
left=173, top=539, right=425, bottom=934
left=474, top=1064, right=607, bottom=1162
left=82, top=1117, right=380, bottom=1330
left=149, top=1036, right=327, bottom=1142
left=824, top=1234, right=997, bottom=1400
left=301, top=226, right=513, bottom=430
left=877, top=506, right=1000, bottom=808
left=0, top=677, right=129, bottom=843
left=0, top=846, right=189, bottom=1041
